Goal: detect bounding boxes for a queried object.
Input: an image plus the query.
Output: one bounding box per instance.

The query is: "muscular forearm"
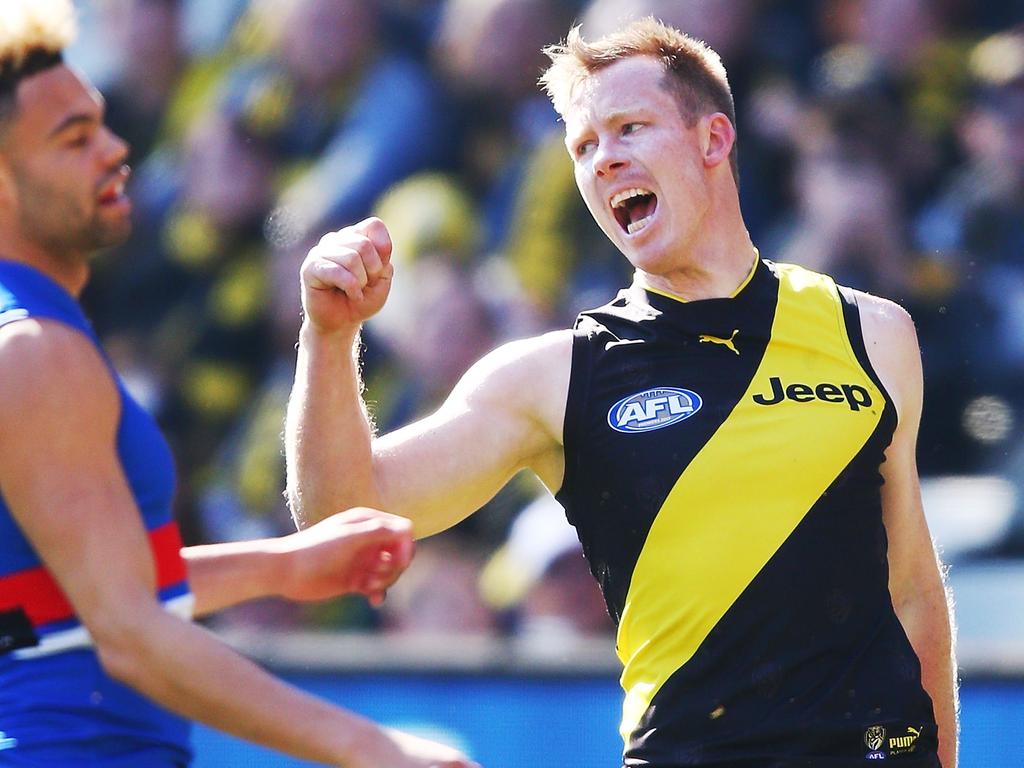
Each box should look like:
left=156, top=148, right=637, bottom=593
left=896, top=583, right=958, bottom=767
left=286, top=324, right=381, bottom=527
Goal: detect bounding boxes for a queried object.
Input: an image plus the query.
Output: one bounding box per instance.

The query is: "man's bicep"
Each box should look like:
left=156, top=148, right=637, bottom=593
left=0, top=323, right=157, bottom=625
left=371, top=331, right=571, bottom=537
left=860, top=297, right=959, bottom=768
left=859, top=296, right=936, bottom=601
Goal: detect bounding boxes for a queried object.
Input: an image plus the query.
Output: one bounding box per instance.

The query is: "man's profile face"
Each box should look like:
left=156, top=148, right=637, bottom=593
left=562, top=55, right=712, bottom=275
left=1, top=64, right=131, bottom=260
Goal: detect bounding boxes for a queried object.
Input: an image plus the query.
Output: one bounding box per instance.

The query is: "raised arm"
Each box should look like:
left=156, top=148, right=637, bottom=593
left=286, top=218, right=570, bottom=536
left=0, top=319, right=476, bottom=768
left=858, top=293, right=959, bottom=768
left=286, top=219, right=395, bottom=524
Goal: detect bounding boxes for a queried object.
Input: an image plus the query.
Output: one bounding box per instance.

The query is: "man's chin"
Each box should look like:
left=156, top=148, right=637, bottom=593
left=88, top=217, right=133, bottom=253
left=618, top=240, right=667, bottom=273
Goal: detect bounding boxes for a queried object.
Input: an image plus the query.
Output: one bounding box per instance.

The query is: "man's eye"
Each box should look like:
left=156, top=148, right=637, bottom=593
left=65, top=134, right=90, bottom=149
left=622, top=123, right=643, bottom=135
left=576, top=140, right=596, bottom=157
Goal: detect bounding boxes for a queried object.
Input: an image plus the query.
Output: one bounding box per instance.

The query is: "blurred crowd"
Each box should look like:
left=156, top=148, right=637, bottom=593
left=67, top=0, right=1024, bottom=640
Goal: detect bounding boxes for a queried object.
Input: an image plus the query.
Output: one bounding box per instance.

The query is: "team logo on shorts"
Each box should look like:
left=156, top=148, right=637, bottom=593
left=607, top=387, right=702, bottom=433
left=864, top=725, right=886, bottom=752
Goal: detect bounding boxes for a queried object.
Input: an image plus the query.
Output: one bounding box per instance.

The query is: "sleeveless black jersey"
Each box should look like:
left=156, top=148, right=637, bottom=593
left=556, top=259, right=939, bottom=767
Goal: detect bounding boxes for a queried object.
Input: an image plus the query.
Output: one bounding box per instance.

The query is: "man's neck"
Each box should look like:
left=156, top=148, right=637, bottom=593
left=0, top=231, right=89, bottom=297
left=630, top=171, right=761, bottom=301
left=635, top=198, right=757, bottom=301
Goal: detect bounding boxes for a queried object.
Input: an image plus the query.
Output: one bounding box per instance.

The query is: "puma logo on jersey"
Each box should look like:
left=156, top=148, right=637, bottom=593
left=608, top=387, right=703, bottom=433
left=889, top=726, right=923, bottom=755
left=752, top=376, right=872, bottom=411
left=699, top=329, right=739, bottom=355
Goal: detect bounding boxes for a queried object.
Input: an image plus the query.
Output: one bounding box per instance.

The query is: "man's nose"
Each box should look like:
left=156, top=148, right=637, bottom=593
left=101, top=127, right=130, bottom=167
left=593, top=142, right=628, bottom=177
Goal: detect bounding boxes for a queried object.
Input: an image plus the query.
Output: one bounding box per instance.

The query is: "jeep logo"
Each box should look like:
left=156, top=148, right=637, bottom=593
left=752, top=376, right=872, bottom=411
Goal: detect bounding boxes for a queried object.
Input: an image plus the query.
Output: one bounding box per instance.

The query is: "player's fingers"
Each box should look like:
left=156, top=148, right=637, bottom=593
left=359, top=561, right=401, bottom=602
left=369, top=549, right=393, bottom=572
left=353, top=217, right=393, bottom=266
left=349, top=520, right=409, bottom=549
left=346, top=520, right=414, bottom=569
left=350, top=235, right=386, bottom=281
left=330, top=245, right=369, bottom=293
left=373, top=260, right=395, bottom=288
left=303, top=256, right=364, bottom=302
left=336, top=507, right=412, bottom=535
left=327, top=506, right=379, bottom=524
left=370, top=551, right=407, bottom=587
left=389, top=533, right=415, bottom=571
left=321, top=510, right=413, bottom=573
left=358, top=513, right=412, bottom=539
left=309, top=230, right=382, bottom=284
left=361, top=527, right=413, bottom=574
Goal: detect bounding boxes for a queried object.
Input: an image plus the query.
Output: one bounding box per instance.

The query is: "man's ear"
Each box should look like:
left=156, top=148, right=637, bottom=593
left=701, top=113, right=735, bottom=170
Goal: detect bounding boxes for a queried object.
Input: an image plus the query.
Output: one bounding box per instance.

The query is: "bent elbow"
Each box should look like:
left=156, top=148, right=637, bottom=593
left=92, top=625, right=150, bottom=688
left=88, top=603, right=164, bottom=689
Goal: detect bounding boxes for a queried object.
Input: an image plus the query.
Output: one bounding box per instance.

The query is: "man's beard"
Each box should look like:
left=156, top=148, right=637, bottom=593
left=17, top=186, right=131, bottom=259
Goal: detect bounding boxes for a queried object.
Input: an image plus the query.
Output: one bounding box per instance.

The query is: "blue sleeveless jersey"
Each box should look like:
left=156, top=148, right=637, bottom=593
left=0, top=261, right=194, bottom=766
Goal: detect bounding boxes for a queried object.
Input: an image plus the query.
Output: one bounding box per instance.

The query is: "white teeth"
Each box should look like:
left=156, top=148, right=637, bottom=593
left=627, top=215, right=652, bottom=234
left=610, top=187, right=652, bottom=209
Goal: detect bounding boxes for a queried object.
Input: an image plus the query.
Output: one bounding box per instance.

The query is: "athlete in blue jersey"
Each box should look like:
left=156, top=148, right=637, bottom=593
left=0, top=2, right=477, bottom=767
left=286, top=17, right=959, bottom=768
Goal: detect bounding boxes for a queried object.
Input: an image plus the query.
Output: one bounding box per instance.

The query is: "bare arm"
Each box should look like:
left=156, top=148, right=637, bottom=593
left=285, top=220, right=393, bottom=525
left=0, top=320, right=476, bottom=768
left=859, top=294, right=959, bottom=768
left=371, top=331, right=571, bottom=536
left=286, top=218, right=570, bottom=536
left=287, top=324, right=380, bottom=525
left=183, top=507, right=415, bottom=616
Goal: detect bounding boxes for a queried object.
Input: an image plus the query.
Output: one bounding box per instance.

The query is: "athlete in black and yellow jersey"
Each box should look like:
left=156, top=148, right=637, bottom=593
left=560, top=257, right=940, bottom=765
left=285, top=17, right=958, bottom=768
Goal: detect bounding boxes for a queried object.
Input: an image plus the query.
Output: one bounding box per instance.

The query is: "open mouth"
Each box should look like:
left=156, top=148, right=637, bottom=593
left=610, top=187, right=658, bottom=235
left=98, top=184, right=125, bottom=206
left=97, top=167, right=130, bottom=207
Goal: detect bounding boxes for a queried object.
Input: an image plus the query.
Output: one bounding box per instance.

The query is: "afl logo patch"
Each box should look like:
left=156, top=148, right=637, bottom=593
left=608, top=387, right=702, bottom=433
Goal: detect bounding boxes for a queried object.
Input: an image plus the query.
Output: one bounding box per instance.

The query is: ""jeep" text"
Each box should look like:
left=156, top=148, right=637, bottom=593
left=751, top=376, right=872, bottom=411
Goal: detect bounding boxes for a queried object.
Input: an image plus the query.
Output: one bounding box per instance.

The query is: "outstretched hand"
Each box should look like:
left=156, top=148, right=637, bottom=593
left=277, top=508, right=414, bottom=606
left=300, top=217, right=394, bottom=335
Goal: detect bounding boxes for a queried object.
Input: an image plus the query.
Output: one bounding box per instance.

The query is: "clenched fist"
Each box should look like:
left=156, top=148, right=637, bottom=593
left=301, top=217, right=394, bottom=335
left=276, top=508, right=414, bottom=607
